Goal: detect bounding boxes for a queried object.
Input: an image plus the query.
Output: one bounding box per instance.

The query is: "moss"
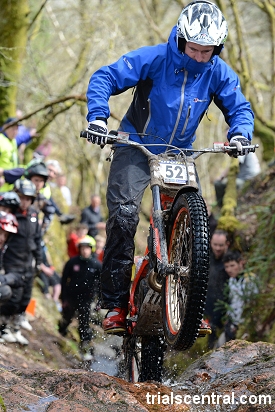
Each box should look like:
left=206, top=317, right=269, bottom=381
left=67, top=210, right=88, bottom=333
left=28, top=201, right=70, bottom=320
left=217, top=215, right=240, bottom=231
left=0, top=395, right=6, bottom=412
left=254, top=118, right=275, bottom=162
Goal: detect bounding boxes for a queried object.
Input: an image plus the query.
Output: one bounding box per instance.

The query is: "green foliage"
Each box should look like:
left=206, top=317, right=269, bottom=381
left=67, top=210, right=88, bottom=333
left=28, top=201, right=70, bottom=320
left=237, top=181, right=275, bottom=342
left=0, top=395, right=6, bottom=412
left=254, top=119, right=275, bottom=162
left=217, top=157, right=246, bottom=248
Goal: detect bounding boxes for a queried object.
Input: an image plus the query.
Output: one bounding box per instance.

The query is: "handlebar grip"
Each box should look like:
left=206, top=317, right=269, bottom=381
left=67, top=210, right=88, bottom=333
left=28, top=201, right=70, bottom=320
left=79, top=129, right=118, bottom=145
left=109, top=130, right=118, bottom=136
left=80, top=130, right=89, bottom=138
left=225, top=144, right=258, bottom=154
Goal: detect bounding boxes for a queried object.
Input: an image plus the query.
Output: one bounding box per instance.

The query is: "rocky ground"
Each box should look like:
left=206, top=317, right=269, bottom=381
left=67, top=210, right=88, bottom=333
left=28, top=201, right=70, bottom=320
left=1, top=166, right=275, bottom=411
left=1, top=334, right=275, bottom=411
left=1, top=281, right=275, bottom=411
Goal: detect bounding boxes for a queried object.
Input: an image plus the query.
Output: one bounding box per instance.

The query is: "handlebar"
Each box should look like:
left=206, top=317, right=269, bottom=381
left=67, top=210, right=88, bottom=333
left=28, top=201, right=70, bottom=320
left=80, top=129, right=129, bottom=144
left=80, top=129, right=259, bottom=156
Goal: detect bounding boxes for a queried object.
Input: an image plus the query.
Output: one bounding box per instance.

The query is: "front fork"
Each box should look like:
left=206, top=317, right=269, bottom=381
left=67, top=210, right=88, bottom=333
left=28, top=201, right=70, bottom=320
left=127, top=186, right=173, bottom=333
left=148, top=186, right=174, bottom=291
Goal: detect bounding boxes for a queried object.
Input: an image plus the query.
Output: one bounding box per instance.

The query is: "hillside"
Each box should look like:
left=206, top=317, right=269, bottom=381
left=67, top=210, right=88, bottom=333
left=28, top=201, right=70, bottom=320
left=0, top=164, right=274, bottom=411
left=0, top=286, right=80, bottom=372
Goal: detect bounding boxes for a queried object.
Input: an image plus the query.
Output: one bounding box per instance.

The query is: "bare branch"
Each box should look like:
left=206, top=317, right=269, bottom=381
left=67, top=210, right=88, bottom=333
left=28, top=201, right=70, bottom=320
left=45, top=3, right=77, bottom=59
left=28, top=0, right=49, bottom=33
left=138, top=0, right=167, bottom=42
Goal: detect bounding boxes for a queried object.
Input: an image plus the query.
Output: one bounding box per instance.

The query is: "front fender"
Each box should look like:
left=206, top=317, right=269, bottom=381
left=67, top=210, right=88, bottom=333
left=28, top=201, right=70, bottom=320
left=171, top=185, right=198, bottom=207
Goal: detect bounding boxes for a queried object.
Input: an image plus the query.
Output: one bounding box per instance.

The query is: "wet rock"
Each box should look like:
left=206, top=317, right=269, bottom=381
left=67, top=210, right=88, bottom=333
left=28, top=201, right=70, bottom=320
left=174, top=340, right=275, bottom=411
left=0, top=340, right=275, bottom=411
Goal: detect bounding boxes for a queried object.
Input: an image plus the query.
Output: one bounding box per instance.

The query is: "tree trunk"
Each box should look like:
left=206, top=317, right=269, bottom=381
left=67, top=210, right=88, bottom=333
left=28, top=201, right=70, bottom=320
left=0, top=0, right=29, bottom=122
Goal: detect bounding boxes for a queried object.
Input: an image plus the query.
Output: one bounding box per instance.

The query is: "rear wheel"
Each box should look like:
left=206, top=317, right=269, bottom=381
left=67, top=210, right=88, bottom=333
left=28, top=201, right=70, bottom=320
left=124, top=336, right=141, bottom=382
left=162, top=192, right=209, bottom=350
left=123, top=335, right=166, bottom=382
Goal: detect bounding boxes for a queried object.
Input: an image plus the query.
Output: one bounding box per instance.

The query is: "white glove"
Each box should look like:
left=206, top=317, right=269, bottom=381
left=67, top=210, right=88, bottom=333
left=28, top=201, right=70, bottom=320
left=87, top=120, right=108, bottom=146
left=229, top=136, right=250, bottom=157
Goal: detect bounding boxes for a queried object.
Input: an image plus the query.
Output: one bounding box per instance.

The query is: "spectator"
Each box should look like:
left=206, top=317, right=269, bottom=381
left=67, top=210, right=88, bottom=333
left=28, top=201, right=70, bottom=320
left=95, top=234, right=106, bottom=263
left=45, top=159, right=62, bottom=186
left=204, top=229, right=230, bottom=349
left=16, top=124, right=37, bottom=148
left=0, top=212, right=21, bottom=315
left=33, top=139, right=52, bottom=160
left=0, top=115, right=39, bottom=191
left=0, top=159, right=74, bottom=227
left=214, top=152, right=261, bottom=207
left=56, top=174, right=72, bottom=207
left=0, top=197, right=22, bottom=336
left=15, top=110, right=38, bottom=163
left=0, top=117, right=21, bottom=191
left=15, top=109, right=37, bottom=145
left=25, top=160, right=75, bottom=228
left=0, top=179, right=42, bottom=345
left=58, top=235, right=101, bottom=361
left=80, top=194, right=106, bottom=238
left=0, top=167, right=25, bottom=189
left=67, top=223, right=89, bottom=258
left=223, top=250, right=258, bottom=342
left=37, top=247, right=62, bottom=312
left=24, top=160, right=54, bottom=233
left=0, top=191, right=21, bottom=213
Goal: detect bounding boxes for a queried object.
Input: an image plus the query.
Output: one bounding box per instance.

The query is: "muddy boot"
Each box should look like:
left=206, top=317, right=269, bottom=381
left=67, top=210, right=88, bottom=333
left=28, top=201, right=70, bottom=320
left=12, top=315, right=29, bottom=345
left=15, top=313, right=33, bottom=331
left=1, top=316, right=17, bottom=343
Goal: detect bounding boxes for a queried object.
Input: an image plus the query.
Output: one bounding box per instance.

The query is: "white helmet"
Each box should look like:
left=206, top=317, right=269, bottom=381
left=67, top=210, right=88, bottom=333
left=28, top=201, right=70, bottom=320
left=177, top=1, right=228, bottom=54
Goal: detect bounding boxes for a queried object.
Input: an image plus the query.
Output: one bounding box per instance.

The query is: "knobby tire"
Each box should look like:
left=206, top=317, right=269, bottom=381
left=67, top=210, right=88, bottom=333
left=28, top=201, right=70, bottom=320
left=124, top=275, right=166, bottom=382
left=124, top=335, right=165, bottom=382
left=162, top=192, right=210, bottom=350
left=124, top=336, right=141, bottom=383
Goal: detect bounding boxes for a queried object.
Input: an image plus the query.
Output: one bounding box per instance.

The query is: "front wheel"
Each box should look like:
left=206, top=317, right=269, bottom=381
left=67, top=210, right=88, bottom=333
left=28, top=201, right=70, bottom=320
left=162, top=192, right=210, bottom=350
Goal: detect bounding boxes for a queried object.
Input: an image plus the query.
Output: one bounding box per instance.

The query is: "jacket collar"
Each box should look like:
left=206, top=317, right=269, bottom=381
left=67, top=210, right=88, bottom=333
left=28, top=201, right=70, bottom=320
left=168, top=26, right=214, bottom=75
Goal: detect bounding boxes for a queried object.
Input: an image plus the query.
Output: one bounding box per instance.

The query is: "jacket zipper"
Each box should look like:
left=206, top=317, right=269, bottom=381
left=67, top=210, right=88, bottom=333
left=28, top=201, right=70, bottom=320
left=181, top=105, right=191, bottom=135
left=143, top=98, right=151, bottom=134
left=168, top=70, right=188, bottom=147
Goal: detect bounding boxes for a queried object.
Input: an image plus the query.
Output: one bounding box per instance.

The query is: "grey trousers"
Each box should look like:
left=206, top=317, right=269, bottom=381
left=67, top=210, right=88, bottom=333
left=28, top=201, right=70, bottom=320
left=100, top=145, right=201, bottom=308
left=101, top=146, right=150, bottom=309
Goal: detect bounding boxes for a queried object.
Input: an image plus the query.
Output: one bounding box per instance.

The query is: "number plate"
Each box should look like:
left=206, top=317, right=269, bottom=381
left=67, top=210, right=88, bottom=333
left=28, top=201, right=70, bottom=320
left=159, top=161, right=187, bottom=184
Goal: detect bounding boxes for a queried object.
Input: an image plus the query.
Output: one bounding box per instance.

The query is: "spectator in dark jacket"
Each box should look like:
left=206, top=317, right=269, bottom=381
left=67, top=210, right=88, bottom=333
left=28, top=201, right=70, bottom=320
left=204, top=229, right=230, bottom=349
left=58, top=235, right=101, bottom=361
left=0, top=179, right=42, bottom=345
left=80, top=194, right=106, bottom=238
left=0, top=212, right=21, bottom=310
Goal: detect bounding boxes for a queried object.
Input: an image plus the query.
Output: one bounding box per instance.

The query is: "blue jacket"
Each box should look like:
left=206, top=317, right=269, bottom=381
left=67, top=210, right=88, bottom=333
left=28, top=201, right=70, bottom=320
left=87, top=27, right=254, bottom=154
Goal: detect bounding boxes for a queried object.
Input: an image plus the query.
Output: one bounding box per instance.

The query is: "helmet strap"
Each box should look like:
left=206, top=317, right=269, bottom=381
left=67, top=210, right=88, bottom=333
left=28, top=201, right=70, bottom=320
left=212, top=44, right=224, bottom=56
left=177, top=37, right=186, bottom=53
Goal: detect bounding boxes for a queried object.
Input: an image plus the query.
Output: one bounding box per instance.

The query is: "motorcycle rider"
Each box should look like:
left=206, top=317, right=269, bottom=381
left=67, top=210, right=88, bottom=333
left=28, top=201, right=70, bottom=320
left=85, top=1, right=254, bottom=333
